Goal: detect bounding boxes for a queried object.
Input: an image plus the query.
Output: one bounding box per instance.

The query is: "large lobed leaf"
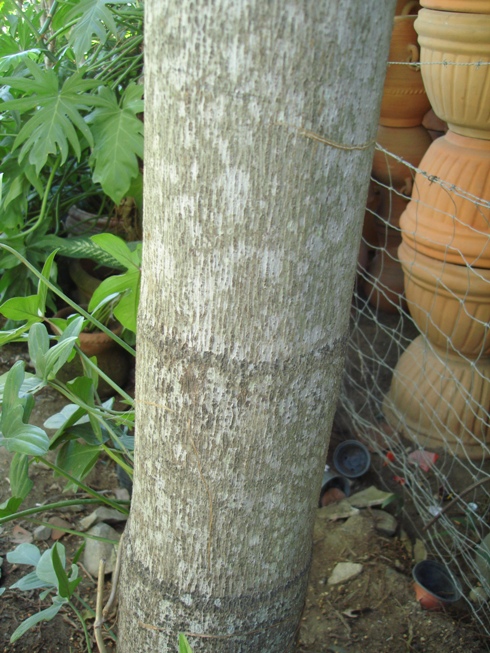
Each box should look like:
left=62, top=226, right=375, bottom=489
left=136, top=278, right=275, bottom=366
left=87, top=84, right=144, bottom=204
left=1, top=60, right=100, bottom=172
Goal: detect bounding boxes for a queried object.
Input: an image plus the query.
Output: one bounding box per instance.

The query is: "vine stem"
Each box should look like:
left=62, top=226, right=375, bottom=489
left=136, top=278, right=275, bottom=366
left=422, top=476, right=490, bottom=531
left=69, top=599, right=92, bottom=652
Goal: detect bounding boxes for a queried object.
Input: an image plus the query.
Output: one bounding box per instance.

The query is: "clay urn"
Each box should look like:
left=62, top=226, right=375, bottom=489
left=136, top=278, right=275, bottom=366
left=420, top=0, right=490, bottom=13
left=380, top=15, right=431, bottom=128
left=415, top=8, right=490, bottom=138
left=399, top=240, right=490, bottom=357
left=383, top=335, right=490, bottom=459
left=396, top=0, right=421, bottom=14
left=373, top=125, right=432, bottom=197
left=400, top=131, right=490, bottom=267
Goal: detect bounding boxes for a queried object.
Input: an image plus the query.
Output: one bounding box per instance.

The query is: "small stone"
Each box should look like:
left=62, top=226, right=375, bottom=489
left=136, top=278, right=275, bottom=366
left=48, top=516, right=72, bottom=541
left=469, top=587, right=488, bottom=604
left=114, top=488, right=130, bottom=502
left=83, top=523, right=121, bottom=576
left=328, top=562, right=363, bottom=586
left=347, top=486, right=394, bottom=508
left=321, top=499, right=360, bottom=521
left=413, top=539, right=427, bottom=564
left=370, top=509, right=398, bottom=537
left=79, top=507, right=128, bottom=531
left=33, top=525, right=52, bottom=541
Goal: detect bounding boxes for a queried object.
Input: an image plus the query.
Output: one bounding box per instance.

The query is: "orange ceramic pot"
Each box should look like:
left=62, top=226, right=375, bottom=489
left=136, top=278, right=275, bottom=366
left=399, top=241, right=490, bottom=357
left=400, top=131, right=490, bottom=267
left=383, top=335, right=490, bottom=459
left=415, top=9, right=490, bottom=138
left=363, top=245, right=407, bottom=314
left=380, top=16, right=431, bottom=127
left=420, top=0, right=490, bottom=12
left=396, top=0, right=421, bottom=14
left=373, top=125, right=432, bottom=195
left=377, top=186, right=410, bottom=227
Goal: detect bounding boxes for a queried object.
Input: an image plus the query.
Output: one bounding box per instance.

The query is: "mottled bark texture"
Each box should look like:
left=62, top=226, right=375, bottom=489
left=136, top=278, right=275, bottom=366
left=117, top=2, right=394, bottom=651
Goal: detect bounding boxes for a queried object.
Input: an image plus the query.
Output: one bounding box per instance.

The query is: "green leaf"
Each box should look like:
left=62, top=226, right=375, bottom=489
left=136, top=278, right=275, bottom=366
left=37, top=250, right=59, bottom=317
left=0, top=294, right=41, bottom=323
left=28, top=323, right=50, bottom=378
left=56, top=440, right=101, bottom=489
left=8, top=452, right=33, bottom=500
left=2, top=61, right=100, bottom=171
left=0, top=454, right=33, bottom=517
left=65, top=0, right=120, bottom=62
left=9, top=570, right=47, bottom=591
left=90, top=234, right=140, bottom=270
left=36, top=543, right=66, bottom=587
left=6, top=543, right=41, bottom=567
left=51, top=543, right=71, bottom=598
left=10, top=601, right=64, bottom=643
left=179, top=633, right=194, bottom=653
left=0, top=361, right=49, bottom=456
left=87, top=84, right=144, bottom=203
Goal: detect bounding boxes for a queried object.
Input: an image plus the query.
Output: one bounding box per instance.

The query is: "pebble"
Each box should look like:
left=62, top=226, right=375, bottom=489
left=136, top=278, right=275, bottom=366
left=83, top=522, right=121, bottom=576
left=370, top=509, right=398, bottom=537
left=328, top=562, right=363, bottom=586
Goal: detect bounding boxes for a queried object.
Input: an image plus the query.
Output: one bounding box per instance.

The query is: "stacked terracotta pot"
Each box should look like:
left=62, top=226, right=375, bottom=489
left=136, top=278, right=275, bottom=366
left=363, top=0, right=432, bottom=313
left=384, top=0, right=490, bottom=459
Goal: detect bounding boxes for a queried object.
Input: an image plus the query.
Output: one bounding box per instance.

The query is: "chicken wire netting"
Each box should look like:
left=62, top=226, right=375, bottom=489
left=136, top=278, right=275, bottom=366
left=336, top=135, right=490, bottom=635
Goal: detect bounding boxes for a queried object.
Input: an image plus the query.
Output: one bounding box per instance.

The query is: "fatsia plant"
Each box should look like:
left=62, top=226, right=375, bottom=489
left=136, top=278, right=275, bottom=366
left=0, top=0, right=144, bottom=304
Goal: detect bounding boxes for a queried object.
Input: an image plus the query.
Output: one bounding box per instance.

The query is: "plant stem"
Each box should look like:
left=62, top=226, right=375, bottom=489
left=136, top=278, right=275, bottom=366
left=37, top=458, right=130, bottom=514
left=21, top=157, right=61, bottom=239
left=0, top=243, right=136, bottom=357
left=69, top=599, right=93, bottom=653
left=0, top=498, right=129, bottom=526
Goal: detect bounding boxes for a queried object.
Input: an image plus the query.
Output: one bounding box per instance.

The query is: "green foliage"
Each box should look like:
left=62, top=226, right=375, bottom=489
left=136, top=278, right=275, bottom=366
left=88, top=234, right=142, bottom=332
left=179, top=634, right=195, bottom=652
left=0, top=0, right=144, bottom=303
left=6, top=542, right=82, bottom=643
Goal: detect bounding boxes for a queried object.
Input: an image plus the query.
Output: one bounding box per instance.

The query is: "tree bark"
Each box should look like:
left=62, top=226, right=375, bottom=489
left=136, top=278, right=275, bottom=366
left=117, top=2, right=395, bottom=651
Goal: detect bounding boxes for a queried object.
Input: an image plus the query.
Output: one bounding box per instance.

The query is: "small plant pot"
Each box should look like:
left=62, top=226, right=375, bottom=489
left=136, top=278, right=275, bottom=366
left=53, top=306, right=130, bottom=397
left=319, top=470, right=351, bottom=506
left=412, top=560, right=462, bottom=610
left=333, top=440, right=371, bottom=479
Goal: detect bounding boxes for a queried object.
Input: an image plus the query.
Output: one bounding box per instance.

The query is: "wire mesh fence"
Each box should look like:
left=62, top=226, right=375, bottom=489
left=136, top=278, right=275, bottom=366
left=336, top=132, right=490, bottom=634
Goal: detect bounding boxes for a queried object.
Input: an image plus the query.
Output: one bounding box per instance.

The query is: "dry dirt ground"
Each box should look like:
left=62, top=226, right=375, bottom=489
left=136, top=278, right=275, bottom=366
left=0, top=343, right=488, bottom=653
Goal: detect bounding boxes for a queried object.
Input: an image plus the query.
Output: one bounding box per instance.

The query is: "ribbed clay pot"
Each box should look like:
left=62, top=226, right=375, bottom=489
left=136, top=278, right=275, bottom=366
left=420, top=0, right=490, bottom=14
left=396, top=0, right=421, bottom=14
left=400, top=131, right=490, bottom=267
left=54, top=306, right=130, bottom=397
left=363, top=245, right=407, bottom=314
left=399, top=241, right=490, bottom=357
left=380, top=16, right=431, bottom=127
left=373, top=125, right=432, bottom=195
left=415, top=9, right=490, bottom=138
left=383, top=335, right=490, bottom=459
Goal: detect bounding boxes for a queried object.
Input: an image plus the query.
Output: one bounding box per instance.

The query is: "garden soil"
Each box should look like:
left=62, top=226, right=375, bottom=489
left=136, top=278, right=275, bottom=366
left=0, top=343, right=487, bottom=653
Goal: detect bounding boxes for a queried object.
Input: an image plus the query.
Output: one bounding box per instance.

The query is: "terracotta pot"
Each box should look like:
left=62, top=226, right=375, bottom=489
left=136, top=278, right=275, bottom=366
left=377, top=186, right=411, bottom=227
left=65, top=206, right=120, bottom=237
left=415, top=9, right=490, bottom=138
left=362, top=181, right=382, bottom=249
left=412, top=560, right=462, bottom=611
left=399, top=240, right=490, bottom=357
left=363, top=245, right=407, bottom=314
left=420, top=0, right=490, bottom=13
left=400, top=131, right=490, bottom=267
left=54, top=306, right=130, bottom=397
left=383, top=335, right=490, bottom=459
left=69, top=258, right=120, bottom=304
left=373, top=125, right=432, bottom=194
left=396, top=0, right=421, bottom=14
left=380, top=16, right=431, bottom=127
